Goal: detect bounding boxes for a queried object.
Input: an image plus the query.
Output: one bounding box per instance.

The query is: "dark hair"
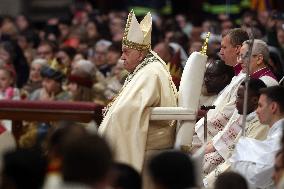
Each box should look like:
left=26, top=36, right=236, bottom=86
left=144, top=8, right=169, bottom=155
left=0, top=40, right=30, bottom=88
left=45, top=122, right=88, bottom=157
left=108, top=41, right=122, bottom=53
left=259, top=86, right=284, bottom=113
left=268, top=46, right=284, bottom=81
left=223, top=28, right=249, bottom=47
left=111, top=163, right=142, bottom=189
left=19, top=30, right=40, bottom=48
left=215, top=172, right=248, bottom=189
left=59, top=46, right=77, bottom=60
left=148, top=151, right=195, bottom=189
left=240, top=78, right=267, bottom=97
left=2, top=148, right=47, bottom=189
left=62, top=134, right=112, bottom=186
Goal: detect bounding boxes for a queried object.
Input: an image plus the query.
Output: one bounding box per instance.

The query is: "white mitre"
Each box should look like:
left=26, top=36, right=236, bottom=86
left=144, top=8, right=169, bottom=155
left=122, top=9, right=152, bottom=51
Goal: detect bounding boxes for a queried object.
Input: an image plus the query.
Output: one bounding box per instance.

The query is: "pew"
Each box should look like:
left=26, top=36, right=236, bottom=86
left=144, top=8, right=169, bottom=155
left=0, top=100, right=104, bottom=141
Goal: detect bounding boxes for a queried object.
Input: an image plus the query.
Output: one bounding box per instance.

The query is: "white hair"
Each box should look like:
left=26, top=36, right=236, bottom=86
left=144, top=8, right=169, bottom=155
left=73, top=59, right=95, bottom=75
left=31, top=58, right=48, bottom=66
left=243, top=39, right=269, bottom=64
left=95, top=39, right=112, bottom=50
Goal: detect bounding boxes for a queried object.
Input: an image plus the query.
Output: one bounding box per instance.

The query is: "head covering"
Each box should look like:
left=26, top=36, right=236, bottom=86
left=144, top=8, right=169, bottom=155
left=68, top=74, right=93, bottom=88
left=41, top=59, right=67, bottom=82
left=122, top=9, right=152, bottom=51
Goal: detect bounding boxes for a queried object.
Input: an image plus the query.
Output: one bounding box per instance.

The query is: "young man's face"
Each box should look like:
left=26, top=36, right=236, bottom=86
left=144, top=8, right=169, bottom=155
left=120, top=47, right=143, bottom=72
left=256, top=94, right=273, bottom=125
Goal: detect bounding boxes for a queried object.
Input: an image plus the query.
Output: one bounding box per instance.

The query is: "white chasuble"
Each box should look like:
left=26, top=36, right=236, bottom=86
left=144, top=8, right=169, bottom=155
left=99, top=52, right=177, bottom=171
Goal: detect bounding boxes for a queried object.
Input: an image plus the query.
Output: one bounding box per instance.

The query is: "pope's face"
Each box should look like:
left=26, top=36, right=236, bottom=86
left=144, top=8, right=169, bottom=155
left=121, top=46, right=142, bottom=72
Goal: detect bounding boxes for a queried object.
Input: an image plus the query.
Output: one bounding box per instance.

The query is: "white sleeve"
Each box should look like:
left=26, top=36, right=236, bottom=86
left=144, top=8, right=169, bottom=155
left=232, top=161, right=274, bottom=189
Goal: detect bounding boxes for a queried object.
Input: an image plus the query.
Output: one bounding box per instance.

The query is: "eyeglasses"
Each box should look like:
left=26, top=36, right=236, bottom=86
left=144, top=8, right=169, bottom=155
left=237, top=53, right=258, bottom=61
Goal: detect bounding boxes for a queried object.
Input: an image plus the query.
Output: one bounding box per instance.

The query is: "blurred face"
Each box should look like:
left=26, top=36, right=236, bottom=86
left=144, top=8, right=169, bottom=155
left=153, top=43, right=171, bottom=63
left=94, top=45, right=108, bottom=66
left=57, top=51, right=71, bottom=66
left=237, top=44, right=249, bottom=72
left=30, top=63, right=43, bottom=82
left=67, top=82, right=78, bottom=96
left=189, top=41, right=202, bottom=55
left=219, top=35, right=239, bottom=66
left=0, top=48, right=11, bottom=64
left=86, top=22, right=98, bottom=38
left=107, top=51, right=121, bottom=65
left=237, top=44, right=260, bottom=74
left=17, top=35, right=28, bottom=49
left=109, top=18, right=124, bottom=34
left=42, top=78, right=60, bottom=94
left=37, top=45, right=53, bottom=61
left=236, top=85, right=245, bottom=114
left=277, top=29, right=284, bottom=45
left=59, top=24, right=70, bottom=38
left=16, top=15, right=29, bottom=31
left=272, top=153, right=284, bottom=186
left=120, top=47, right=143, bottom=72
left=236, top=85, right=258, bottom=114
left=0, top=69, right=13, bottom=91
left=204, top=63, right=226, bottom=94
left=256, top=94, right=273, bottom=125
left=72, top=54, right=84, bottom=66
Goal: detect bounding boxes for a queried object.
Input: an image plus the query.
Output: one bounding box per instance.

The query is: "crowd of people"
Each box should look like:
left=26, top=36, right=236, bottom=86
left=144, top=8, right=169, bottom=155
left=1, top=0, right=284, bottom=189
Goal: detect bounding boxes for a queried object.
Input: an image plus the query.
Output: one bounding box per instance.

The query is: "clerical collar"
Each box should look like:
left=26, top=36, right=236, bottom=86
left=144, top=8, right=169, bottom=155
left=251, top=67, right=276, bottom=80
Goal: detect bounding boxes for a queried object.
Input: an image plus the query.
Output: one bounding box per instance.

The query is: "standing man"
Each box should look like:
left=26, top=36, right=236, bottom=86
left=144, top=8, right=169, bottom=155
left=99, top=10, right=177, bottom=171
left=230, top=86, right=284, bottom=189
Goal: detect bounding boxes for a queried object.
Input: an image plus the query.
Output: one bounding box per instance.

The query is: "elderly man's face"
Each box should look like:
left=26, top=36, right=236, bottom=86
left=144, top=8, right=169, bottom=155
left=94, top=45, right=108, bottom=66
left=121, top=47, right=143, bottom=72
left=237, top=44, right=262, bottom=74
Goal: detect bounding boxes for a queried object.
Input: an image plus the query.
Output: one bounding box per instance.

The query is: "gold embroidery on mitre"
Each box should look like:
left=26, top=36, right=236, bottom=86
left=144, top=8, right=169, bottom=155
left=122, top=9, right=152, bottom=51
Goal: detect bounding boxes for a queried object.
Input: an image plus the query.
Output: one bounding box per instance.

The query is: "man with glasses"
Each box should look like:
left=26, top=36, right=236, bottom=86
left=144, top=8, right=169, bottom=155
left=237, top=39, right=278, bottom=86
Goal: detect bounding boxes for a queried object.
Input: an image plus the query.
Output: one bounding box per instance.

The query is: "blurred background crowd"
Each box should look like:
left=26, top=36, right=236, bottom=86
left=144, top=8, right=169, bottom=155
left=0, top=0, right=284, bottom=188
